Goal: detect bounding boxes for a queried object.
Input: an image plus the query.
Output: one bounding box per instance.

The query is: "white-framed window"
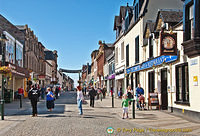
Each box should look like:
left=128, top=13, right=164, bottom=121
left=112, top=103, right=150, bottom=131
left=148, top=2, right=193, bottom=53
left=121, top=42, right=124, bottom=61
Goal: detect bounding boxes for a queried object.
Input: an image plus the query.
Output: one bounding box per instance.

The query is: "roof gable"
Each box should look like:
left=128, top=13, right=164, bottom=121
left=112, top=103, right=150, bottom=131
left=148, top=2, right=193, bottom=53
left=154, top=9, right=183, bottom=31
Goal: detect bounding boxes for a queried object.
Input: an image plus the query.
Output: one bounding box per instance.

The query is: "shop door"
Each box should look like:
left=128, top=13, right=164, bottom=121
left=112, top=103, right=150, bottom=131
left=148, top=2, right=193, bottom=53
left=161, top=69, right=168, bottom=110
left=148, top=71, right=155, bottom=93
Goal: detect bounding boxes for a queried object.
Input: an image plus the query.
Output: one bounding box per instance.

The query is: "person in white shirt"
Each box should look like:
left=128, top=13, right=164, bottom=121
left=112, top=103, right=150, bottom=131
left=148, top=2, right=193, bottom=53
left=77, top=86, right=84, bottom=115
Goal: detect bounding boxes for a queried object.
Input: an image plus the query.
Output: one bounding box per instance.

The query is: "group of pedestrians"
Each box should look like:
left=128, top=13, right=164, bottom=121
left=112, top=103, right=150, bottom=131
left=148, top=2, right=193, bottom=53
left=76, top=85, right=106, bottom=115
left=28, top=84, right=61, bottom=117
left=121, top=83, right=145, bottom=119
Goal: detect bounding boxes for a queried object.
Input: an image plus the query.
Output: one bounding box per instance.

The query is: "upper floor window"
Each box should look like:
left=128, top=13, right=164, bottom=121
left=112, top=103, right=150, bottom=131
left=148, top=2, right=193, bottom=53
left=115, top=47, right=118, bottom=64
left=149, top=36, right=154, bottom=58
left=135, top=36, right=139, bottom=63
left=185, top=3, right=194, bottom=40
left=121, top=42, right=124, bottom=61
left=126, top=44, right=129, bottom=67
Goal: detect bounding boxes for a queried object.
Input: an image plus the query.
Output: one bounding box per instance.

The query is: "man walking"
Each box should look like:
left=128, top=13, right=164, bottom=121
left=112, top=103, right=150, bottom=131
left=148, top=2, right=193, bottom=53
left=18, top=86, right=24, bottom=108
left=28, top=85, right=40, bottom=117
left=88, top=86, right=96, bottom=107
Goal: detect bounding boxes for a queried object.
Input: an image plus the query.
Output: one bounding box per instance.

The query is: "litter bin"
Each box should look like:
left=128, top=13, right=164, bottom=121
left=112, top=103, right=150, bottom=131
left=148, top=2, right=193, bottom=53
left=4, top=89, right=13, bottom=103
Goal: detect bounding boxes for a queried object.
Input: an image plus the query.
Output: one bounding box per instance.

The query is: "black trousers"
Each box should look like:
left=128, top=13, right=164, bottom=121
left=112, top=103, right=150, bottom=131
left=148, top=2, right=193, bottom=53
left=90, top=97, right=95, bottom=107
left=31, top=99, right=38, bottom=115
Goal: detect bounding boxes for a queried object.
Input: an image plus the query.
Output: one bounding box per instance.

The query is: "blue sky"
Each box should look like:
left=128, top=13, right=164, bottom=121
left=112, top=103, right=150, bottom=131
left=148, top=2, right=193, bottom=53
left=0, top=0, right=133, bottom=85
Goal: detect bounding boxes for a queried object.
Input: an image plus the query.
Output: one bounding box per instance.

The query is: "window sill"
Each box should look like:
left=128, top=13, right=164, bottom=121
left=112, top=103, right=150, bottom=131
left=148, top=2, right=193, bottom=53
left=175, top=101, right=190, bottom=106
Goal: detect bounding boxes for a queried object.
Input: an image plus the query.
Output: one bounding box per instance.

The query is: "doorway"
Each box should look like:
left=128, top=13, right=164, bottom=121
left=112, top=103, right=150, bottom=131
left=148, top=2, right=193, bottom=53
left=148, top=71, right=155, bottom=93
left=161, top=69, right=168, bottom=110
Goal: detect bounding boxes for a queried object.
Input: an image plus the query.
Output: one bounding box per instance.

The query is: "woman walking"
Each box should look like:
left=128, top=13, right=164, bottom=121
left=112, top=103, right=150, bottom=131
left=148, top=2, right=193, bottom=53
left=46, top=87, right=55, bottom=112
left=77, top=86, right=84, bottom=115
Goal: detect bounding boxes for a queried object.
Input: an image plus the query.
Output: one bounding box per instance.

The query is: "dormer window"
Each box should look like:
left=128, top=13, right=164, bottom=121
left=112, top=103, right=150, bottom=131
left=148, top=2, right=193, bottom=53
left=125, top=11, right=130, bottom=31
left=134, top=3, right=139, bottom=21
left=133, top=0, right=144, bottom=22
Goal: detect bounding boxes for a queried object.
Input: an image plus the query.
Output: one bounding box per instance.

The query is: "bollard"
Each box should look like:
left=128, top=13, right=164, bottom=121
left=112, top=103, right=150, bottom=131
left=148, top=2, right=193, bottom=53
left=112, top=94, right=114, bottom=108
left=132, top=100, right=135, bottom=119
left=20, top=95, right=22, bottom=108
left=0, top=99, right=4, bottom=120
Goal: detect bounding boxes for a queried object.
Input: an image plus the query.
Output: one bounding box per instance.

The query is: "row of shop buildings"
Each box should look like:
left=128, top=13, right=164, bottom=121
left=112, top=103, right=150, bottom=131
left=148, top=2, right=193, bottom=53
left=82, top=0, right=200, bottom=120
left=0, top=14, right=74, bottom=101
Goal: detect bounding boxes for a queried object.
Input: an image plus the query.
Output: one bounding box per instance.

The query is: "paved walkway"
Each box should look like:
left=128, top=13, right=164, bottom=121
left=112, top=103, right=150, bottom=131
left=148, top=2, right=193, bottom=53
left=92, top=96, right=200, bottom=135
left=0, top=92, right=200, bottom=135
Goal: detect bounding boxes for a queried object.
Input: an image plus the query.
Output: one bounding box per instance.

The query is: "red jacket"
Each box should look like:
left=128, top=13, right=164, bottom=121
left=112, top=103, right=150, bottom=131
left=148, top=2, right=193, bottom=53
left=18, top=88, right=24, bottom=95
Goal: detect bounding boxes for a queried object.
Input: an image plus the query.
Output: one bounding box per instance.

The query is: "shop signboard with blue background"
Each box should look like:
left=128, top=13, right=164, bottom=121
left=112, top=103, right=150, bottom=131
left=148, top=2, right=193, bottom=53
left=126, top=55, right=178, bottom=74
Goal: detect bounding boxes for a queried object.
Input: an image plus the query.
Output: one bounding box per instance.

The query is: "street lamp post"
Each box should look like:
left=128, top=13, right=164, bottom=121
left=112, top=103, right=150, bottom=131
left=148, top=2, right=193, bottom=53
left=0, top=33, right=8, bottom=120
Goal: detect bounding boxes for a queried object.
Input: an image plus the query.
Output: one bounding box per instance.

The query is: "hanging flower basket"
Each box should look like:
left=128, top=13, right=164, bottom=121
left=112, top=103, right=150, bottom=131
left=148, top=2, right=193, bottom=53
left=0, top=66, right=11, bottom=74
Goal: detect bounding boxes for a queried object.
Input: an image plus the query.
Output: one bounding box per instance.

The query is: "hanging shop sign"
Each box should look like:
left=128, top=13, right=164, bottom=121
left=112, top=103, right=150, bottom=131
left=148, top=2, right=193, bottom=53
left=160, top=33, right=177, bottom=55
left=126, top=55, right=178, bottom=74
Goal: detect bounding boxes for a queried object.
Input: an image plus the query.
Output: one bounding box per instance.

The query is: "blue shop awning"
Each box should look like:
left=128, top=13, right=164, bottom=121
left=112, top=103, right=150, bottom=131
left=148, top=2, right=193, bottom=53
left=126, top=55, right=178, bottom=74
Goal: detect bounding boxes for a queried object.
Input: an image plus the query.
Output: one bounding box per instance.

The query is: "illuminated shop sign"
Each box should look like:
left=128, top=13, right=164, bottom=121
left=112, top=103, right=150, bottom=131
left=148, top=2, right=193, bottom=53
left=126, top=55, right=178, bottom=74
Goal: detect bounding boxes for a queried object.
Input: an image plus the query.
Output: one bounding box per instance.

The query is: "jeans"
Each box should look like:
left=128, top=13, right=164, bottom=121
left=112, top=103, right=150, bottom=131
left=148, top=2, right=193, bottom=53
left=77, top=99, right=83, bottom=115
left=90, top=97, right=95, bottom=107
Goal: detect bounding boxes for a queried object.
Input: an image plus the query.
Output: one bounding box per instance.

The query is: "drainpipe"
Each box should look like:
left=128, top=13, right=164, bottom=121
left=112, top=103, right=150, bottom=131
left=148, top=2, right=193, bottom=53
left=170, top=63, right=173, bottom=112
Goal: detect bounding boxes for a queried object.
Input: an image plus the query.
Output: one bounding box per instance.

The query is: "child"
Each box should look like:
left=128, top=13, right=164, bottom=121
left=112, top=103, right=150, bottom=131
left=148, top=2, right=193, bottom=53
left=122, top=94, right=130, bottom=119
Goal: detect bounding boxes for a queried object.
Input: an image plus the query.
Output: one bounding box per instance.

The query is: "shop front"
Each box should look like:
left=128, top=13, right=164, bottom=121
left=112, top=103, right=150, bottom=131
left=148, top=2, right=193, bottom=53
left=115, top=67, right=125, bottom=96
left=126, top=55, right=178, bottom=109
left=1, top=63, right=30, bottom=101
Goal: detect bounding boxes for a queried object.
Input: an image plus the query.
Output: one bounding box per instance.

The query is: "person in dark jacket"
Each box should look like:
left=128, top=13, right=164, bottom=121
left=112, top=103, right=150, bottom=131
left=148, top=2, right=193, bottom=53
left=88, top=86, right=96, bottom=107
left=28, top=85, right=40, bottom=117
left=55, top=86, right=59, bottom=99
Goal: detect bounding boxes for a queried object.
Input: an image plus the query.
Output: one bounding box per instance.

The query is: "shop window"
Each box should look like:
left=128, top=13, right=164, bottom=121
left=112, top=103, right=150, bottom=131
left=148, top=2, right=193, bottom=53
left=135, top=72, right=140, bottom=87
left=135, top=36, right=139, bottom=63
left=175, top=63, right=189, bottom=104
left=131, top=73, right=134, bottom=90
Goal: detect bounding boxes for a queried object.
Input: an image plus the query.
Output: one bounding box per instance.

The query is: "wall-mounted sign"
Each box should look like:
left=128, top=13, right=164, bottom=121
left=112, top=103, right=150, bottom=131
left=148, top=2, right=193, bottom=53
left=161, top=33, right=177, bottom=55
left=190, top=59, right=198, bottom=66
left=193, top=76, right=198, bottom=86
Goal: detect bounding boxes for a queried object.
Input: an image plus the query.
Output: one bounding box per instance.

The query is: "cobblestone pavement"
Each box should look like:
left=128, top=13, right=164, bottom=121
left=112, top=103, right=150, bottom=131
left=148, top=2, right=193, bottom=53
left=0, top=92, right=198, bottom=136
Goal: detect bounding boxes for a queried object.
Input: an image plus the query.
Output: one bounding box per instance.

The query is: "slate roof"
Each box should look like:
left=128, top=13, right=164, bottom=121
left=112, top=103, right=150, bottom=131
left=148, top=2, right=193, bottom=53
left=114, top=16, right=120, bottom=30
left=45, top=50, right=55, bottom=60
left=0, top=14, right=25, bottom=44
left=105, top=43, right=114, bottom=48
left=143, top=20, right=155, bottom=37
left=119, top=6, right=133, bottom=23
left=154, top=9, right=183, bottom=30
left=159, top=10, right=183, bottom=23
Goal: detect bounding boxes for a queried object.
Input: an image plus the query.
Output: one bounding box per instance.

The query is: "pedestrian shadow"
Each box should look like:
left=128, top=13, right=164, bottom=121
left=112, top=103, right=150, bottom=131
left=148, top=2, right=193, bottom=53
left=136, top=113, right=157, bottom=120
left=40, top=114, right=67, bottom=118
left=82, top=114, right=114, bottom=119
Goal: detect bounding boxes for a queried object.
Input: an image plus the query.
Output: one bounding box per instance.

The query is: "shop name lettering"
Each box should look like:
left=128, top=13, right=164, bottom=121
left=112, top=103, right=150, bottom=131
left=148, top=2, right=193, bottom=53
left=127, top=57, right=165, bottom=74
left=116, top=128, right=192, bottom=133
